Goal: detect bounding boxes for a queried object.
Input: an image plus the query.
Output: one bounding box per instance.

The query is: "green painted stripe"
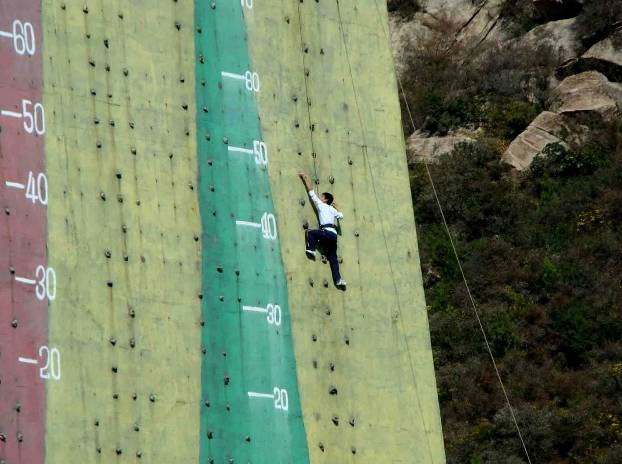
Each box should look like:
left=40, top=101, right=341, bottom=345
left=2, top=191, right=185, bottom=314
left=194, top=2, right=310, bottom=463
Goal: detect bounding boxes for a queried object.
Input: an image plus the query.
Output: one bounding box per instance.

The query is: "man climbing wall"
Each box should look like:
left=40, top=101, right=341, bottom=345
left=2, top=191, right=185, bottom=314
left=298, top=172, right=347, bottom=290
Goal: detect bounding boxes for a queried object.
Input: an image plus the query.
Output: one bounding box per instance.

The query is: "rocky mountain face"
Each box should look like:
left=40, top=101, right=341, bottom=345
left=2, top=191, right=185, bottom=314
left=389, top=0, right=622, bottom=169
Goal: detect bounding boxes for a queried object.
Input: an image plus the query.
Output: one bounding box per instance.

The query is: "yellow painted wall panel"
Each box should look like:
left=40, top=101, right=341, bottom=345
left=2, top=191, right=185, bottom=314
left=42, top=1, right=201, bottom=462
left=245, top=1, right=446, bottom=462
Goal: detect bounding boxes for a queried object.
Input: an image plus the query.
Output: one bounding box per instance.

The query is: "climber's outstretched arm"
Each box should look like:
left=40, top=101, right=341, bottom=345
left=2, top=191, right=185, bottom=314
left=298, top=172, right=313, bottom=192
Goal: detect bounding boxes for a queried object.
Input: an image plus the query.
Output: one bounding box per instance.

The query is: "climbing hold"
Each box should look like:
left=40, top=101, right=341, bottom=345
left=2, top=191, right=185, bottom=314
left=109, top=336, right=117, bottom=346
left=329, top=386, right=338, bottom=395
left=223, top=376, right=230, bottom=385
left=332, top=416, right=339, bottom=426
left=318, top=443, right=325, bottom=452
left=175, top=21, right=181, bottom=30
left=82, top=4, right=89, bottom=13
left=111, top=365, right=118, bottom=373
left=149, top=394, right=156, bottom=402
left=329, top=175, right=335, bottom=184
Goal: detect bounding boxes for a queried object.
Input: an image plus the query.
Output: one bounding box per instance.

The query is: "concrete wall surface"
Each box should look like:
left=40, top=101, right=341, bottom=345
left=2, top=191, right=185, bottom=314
left=0, top=1, right=445, bottom=463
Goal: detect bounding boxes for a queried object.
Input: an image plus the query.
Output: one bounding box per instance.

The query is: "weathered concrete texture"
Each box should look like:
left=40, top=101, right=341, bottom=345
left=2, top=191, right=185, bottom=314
left=42, top=1, right=202, bottom=462
left=246, top=1, right=446, bottom=463
left=194, top=2, right=309, bottom=463
left=0, top=2, right=47, bottom=463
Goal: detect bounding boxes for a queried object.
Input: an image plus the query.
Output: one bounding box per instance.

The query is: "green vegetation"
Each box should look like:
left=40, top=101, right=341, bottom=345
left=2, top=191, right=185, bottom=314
left=399, top=19, right=556, bottom=138
left=411, top=124, right=622, bottom=462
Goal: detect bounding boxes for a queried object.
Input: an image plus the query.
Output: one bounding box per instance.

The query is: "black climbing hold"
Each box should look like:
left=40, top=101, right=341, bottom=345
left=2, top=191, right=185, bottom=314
left=329, top=386, right=338, bottom=395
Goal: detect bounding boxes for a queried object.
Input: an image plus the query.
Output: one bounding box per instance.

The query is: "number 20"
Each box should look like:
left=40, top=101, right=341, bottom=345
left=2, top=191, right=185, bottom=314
left=273, top=387, right=288, bottom=411
left=39, top=346, right=61, bottom=380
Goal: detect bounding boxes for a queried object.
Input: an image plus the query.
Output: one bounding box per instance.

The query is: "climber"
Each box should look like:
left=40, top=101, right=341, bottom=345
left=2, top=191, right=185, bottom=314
left=298, top=172, right=347, bottom=290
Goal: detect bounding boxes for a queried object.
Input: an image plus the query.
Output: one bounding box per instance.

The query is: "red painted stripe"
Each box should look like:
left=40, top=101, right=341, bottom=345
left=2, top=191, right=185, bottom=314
left=0, top=2, right=47, bottom=463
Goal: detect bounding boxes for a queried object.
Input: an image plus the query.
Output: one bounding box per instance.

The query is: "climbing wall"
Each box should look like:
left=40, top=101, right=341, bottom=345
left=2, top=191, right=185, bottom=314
left=0, top=1, right=445, bottom=463
left=245, top=0, right=447, bottom=462
left=0, top=1, right=47, bottom=462
left=44, top=0, right=202, bottom=462
left=194, top=1, right=309, bottom=463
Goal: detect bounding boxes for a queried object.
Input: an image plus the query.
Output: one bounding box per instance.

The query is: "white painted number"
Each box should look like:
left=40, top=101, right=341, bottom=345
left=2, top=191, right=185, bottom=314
left=266, top=304, right=282, bottom=326
left=35, top=265, right=56, bottom=301
left=253, top=140, right=268, bottom=166
left=22, top=99, right=45, bottom=135
left=12, top=20, right=36, bottom=55
left=273, top=387, right=288, bottom=411
left=261, top=212, right=277, bottom=240
left=25, top=171, right=48, bottom=205
left=245, top=71, right=260, bottom=92
left=241, top=0, right=254, bottom=8
left=39, top=346, right=61, bottom=380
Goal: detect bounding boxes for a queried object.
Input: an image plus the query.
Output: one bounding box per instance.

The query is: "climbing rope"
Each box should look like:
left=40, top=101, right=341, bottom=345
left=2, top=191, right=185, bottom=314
left=334, top=2, right=440, bottom=462
left=356, top=1, right=533, bottom=462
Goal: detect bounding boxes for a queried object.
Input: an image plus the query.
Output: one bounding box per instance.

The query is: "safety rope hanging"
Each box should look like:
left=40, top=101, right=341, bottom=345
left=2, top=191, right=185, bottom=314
left=368, top=2, right=534, bottom=463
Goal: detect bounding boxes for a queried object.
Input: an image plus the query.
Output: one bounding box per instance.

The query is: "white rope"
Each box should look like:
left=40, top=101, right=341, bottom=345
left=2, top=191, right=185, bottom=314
left=375, top=2, right=534, bottom=462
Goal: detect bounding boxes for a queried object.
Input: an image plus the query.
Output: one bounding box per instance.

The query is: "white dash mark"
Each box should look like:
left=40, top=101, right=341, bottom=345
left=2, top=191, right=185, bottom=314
left=235, top=220, right=262, bottom=228
left=0, top=30, right=13, bottom=38
left=242, top=305, right=268, bottom=314
left=227, top=146, right=254, bottom=155
left=247, top=391, right=275, bottom=399
left=1, top=110, right=22, bottom=118
left=5, top=181, right=25, bottom=189
left=15, top=276, right=36, bottom=285
left=18, top=357, right=38, bottom=365
left=221, top=71, right=245, bottom=80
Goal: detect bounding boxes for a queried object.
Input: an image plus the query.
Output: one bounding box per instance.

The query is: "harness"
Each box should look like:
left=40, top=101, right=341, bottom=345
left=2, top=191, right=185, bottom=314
left=320, top=224, right=337, bottom=230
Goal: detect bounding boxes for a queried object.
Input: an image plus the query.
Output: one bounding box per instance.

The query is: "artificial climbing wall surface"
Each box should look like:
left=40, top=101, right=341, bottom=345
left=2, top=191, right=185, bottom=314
left=0, top=1, right=47, bottom=463
left=1, top=1, right=445, bottom=463
left=42, top=0, right=202, bottom=462
left=245, top=1, right=447, bottom=463
left=194, top=1, right=309, bottom=463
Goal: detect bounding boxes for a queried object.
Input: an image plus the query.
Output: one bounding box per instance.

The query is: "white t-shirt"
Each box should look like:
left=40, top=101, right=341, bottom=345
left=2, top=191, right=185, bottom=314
left=309, top=190, right=343, bottom=235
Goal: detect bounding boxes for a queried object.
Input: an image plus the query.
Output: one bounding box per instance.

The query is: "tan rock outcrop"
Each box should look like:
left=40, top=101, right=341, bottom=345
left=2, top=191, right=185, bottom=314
left=501, top=112, right=567, bottom=170
left=583, top=28, right=622, bottom=68
left=407, top=131, right=476, bottom=164
left=549, top=71, right=622, bottom=119
left=504, top=71, right=622, bottom=170
left=521, top=18, right=582, bottom=63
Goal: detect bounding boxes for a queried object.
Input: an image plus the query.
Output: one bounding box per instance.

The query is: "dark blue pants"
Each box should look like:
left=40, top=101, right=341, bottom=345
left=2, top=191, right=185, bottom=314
left=306, top=229, right=341, bottom=283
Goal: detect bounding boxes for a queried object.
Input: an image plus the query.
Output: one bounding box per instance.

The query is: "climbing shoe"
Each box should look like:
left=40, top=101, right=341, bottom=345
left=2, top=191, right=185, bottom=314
left=305, top=249, right=317, bottom=259
left=336, top=279, right=347, bottom=289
